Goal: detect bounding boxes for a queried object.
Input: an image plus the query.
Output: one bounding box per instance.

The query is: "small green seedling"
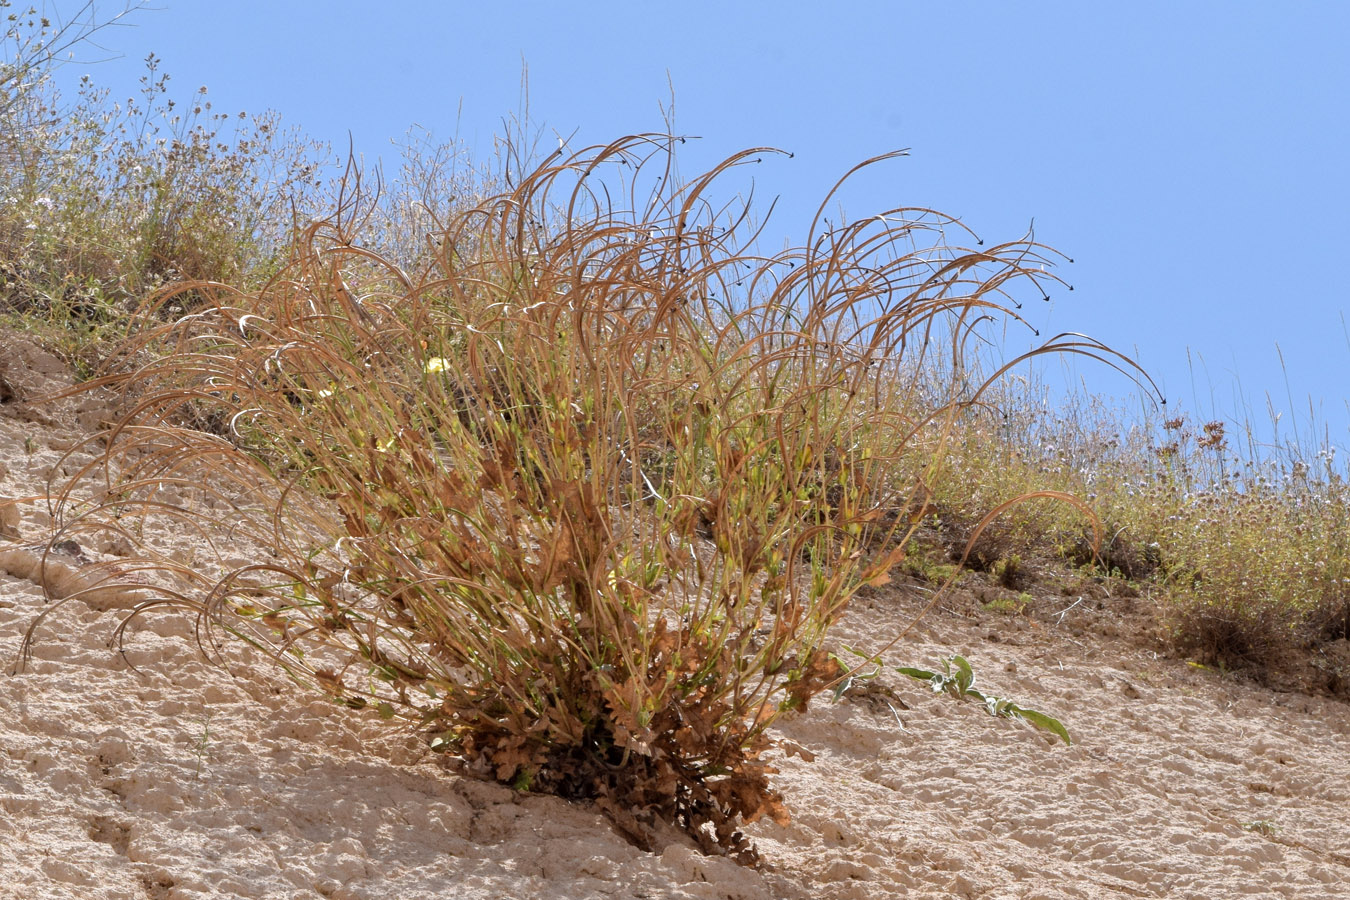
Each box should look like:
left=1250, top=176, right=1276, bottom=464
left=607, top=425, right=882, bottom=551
left=192, top=711, right=212, bottom=780
left=895, top=655, right=1072, bottom=745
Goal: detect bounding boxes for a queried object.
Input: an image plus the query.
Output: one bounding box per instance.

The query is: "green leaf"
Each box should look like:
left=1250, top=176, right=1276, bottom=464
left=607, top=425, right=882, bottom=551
left=1013, top=708, right=1072, bottom=745
left=376, top=702, right=396, bottom=720
left=950, top=656, right=976, bottom=695
left=895, top=656, right=1072, bottom=747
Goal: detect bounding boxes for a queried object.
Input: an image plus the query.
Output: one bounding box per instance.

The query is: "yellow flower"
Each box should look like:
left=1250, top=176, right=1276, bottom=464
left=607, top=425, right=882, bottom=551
left=425, top=357, right=450, bottom=374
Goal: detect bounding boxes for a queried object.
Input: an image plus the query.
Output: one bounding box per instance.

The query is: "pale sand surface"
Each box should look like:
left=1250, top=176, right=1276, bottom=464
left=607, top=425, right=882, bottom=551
left=1, top=341, right=1348, bottom=900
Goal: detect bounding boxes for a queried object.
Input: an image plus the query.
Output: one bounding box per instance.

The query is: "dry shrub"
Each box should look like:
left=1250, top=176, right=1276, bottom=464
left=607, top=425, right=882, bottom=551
left=1067, top=526, right=1160, bottom=580
left=26, top=136, right=1120, bottom=862
left=1311, top=589, right=1350, bottom=643
left=1170, top=593, right=1292, bottom=672
left=945, top=516, right=1015, bottom=573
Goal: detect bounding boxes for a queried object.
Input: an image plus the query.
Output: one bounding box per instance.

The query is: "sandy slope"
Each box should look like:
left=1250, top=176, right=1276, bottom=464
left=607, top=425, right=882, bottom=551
left=1, top=341, right=1347, bottom=900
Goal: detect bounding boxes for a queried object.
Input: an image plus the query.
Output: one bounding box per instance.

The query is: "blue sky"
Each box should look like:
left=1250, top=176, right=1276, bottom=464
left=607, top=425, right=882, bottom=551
left=54, top=1, right=1350, bottom=454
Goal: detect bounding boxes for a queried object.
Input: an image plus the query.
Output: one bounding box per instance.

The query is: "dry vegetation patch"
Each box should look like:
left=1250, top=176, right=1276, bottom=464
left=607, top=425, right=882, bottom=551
left=16, top=135, right=1135, bottom=861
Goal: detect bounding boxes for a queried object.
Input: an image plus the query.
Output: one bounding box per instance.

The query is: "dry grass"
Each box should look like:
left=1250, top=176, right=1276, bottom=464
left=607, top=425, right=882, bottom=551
left=20, top=134, right=1129, bottom=861
left=919, top=385, right=1350, bottom=679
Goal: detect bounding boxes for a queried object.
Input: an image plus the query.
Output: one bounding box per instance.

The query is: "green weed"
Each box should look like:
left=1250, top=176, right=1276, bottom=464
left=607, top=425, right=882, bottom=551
left=896, top=655, right=1071, bottom=745
left=192, top=710, right=212, bottom=780
left=982, top=593, right=1030, bottom=615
